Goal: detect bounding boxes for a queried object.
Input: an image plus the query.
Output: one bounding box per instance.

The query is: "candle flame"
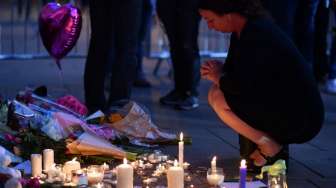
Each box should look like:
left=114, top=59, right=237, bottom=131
left=123, top=158, right=127, bottom=164
left=240, top=159, right=247, bottom=168
left=212, top=156, right=216, bottom=162
left=180, top=132, right=183, bottom=141
left=174, top=159, right=178, bottom=167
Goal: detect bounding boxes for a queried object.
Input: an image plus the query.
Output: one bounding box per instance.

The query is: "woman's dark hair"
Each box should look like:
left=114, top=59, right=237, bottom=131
left=199, top=0, right=269, bottom=19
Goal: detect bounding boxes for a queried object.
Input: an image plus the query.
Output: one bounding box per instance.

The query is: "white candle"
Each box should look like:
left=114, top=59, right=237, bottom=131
left=117, top=158, right=133, bottom=188
left=178, top=132, right=184, bottom=167
left=167, top=160, right=184, bottom=188
left=63, top=158, right=81, bottom=176
left=43, top=149, right=54, bottom=171
left=211, top=156, right=216, bottom=173
left=31, top=154, right=42, bottom=177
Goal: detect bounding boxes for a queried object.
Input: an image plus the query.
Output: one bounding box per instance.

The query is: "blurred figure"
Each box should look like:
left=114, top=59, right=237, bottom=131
left=326, top=1, right=336, bottom=94
left=134, top=0, right=154, bottom=88
left=314, top=0, right=330, bottom=83
left=84, top=1, right=141, bottom=113
left=261, top=0, right=319, bottom=67
left=157, top=0, right=201, bottom=110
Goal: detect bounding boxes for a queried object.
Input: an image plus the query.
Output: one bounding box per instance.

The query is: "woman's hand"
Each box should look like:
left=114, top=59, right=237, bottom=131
left=201, top=60, right=223, bottom=86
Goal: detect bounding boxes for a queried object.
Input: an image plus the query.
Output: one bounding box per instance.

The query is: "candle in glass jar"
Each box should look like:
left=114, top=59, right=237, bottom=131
left=207, top=174, right=224, bottom=185
left=117, top=158, right=133, bottom=188
left=87, top=170, right=104, bottom=185
left=31, top=154, right=42, bottom=177
left=43, top=149, right=54, bottom=171
left=239, top=159, right=247, bottom=188
left=178, top=132, right=184, bottom=167
left=167, top=160, right=184, bottom=188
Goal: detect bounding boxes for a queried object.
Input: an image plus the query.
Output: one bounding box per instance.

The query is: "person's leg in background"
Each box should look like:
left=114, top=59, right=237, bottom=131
left=157, top=0, right=186, bottom=105
left=157, top=0, right=201, bottom=110
left=260, top=0, right=298, bottom=38
left=134, top=0, right=154, bottom=88
left=84, top=0, right=111, bottom=113
left=107, top=0, right=141, bottom=107
left=174, top=0, right=201, bottom=110
left=294, top=0, right=319, bottom=66
left=326, top=8, right=336, bottom=94
left=314, top=0, right=330, bottom=83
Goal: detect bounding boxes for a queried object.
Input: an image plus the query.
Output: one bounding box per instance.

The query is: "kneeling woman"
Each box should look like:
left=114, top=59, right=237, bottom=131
left=199, top=0, right=324, bottom=168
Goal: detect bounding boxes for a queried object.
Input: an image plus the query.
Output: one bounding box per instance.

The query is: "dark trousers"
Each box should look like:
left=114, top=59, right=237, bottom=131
left=261, top=0, right=319, bottom=65
left=329, top=11, right=336, bottom=79
left=84, top=0, right=141, bottom=112
left=314, top=0, right=330, bottom=81
left=156, top=0, right=201, bottom=96
left=136, top=0, right=153, bottom=80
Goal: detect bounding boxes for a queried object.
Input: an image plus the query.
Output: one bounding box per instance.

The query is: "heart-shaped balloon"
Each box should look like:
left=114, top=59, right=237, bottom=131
left=39, top=3, right=82, bottom=70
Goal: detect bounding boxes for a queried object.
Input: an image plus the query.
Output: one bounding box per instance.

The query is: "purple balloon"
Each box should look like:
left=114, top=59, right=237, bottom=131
left=39, top=3, right=82, bottom=70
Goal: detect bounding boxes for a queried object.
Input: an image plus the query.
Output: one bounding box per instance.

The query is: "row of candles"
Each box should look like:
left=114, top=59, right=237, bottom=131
left=30, top=132, right=248, bottom=187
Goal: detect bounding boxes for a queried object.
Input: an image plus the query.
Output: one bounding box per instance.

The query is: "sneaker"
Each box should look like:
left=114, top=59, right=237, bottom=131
left=325, top=79, right=336, bottom=94
left=160, top=90, right=184, bottom=105
left=176, top=96, right=199, bottom=110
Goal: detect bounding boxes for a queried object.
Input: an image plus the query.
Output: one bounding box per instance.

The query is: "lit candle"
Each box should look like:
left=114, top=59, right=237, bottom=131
left=43, top=149, right=54, bottom=172
left=101, top=163, right=109, bottom=171
left=117, top=158, right=133, bottom=188
left=239, top=159, right=247, bottom=188
left=63, top=158, right=81, bottom=177
left=178, top=132, right=184, bottom=167
left=211, top=156, right=216, bottom=173
left=31, top=154, right=42, bottom=177
left=87, top=170, right=104, bottom=185
left=139, top=160, right=144, bottom=168
left=167, top=160, right=184, bottom=188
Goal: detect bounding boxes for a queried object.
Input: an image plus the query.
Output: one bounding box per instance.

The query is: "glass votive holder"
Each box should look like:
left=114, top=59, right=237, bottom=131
left=268, top=173, right=288, bottom=188
left=87, top=165, right=104, bottom=185
left=207, top=168, right=225, bottom=187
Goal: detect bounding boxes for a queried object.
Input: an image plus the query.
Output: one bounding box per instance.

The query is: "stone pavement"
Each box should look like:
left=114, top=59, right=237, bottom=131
left=0, top=57, right=335, bottom=187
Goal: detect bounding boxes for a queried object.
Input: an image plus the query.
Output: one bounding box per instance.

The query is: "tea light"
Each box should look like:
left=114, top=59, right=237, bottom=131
left=63, top=158, right=81, bottom=177
left=183, top=162, right=190, bottom=170
left=239, top=159, right=247, bottom=188
left=43, top=149, right=54, bottom=171
left=207, top=174, right=224, bottom=185
left=101, top=163, right=109, bottom=171
left=117, top=158, right=133, bottom=188
left=31, top=154, right=42, bottom=177
left=139, top=160, right=144, bottom=168
left=167, top=160, right=184, bottom=188
left=87, top=168, right=104, bottom=185
left=178, top=133, right=184, bottom=167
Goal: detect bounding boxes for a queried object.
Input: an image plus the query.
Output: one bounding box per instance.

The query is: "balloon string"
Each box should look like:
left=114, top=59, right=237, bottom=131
left=58, top=68, right=66, bottom=91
